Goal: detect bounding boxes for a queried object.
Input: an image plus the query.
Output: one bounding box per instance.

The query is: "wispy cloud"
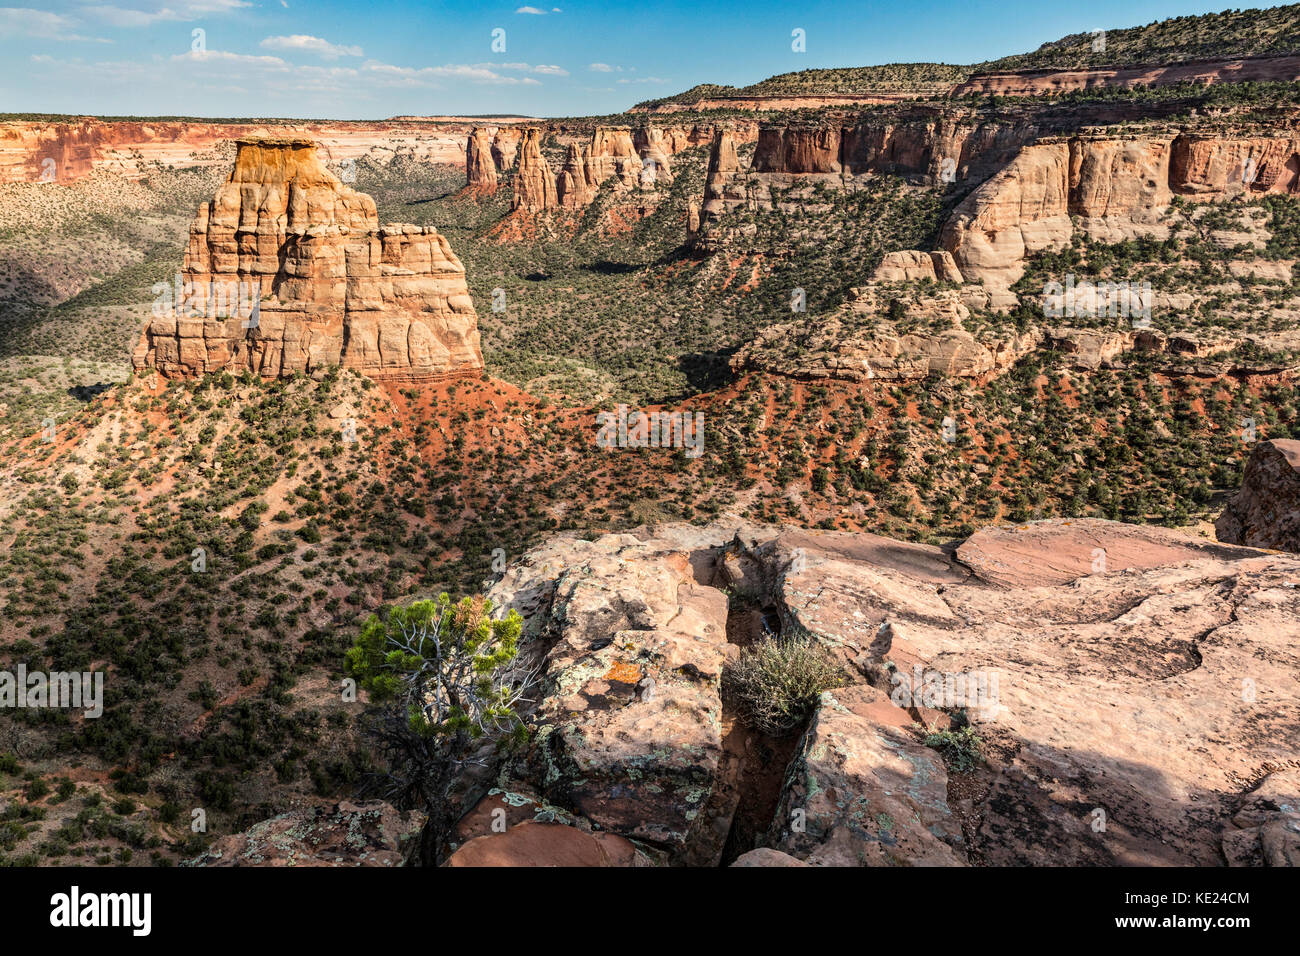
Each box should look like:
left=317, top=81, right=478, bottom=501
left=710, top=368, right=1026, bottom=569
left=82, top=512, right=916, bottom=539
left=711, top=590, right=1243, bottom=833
left=362, top=60, right=542, bottom=87
left=28, top=46, right=550, bottom=96
left=588, top=62, right=623, bottom=73
left=172, top=48, right=289, bottom=69
left=260, top=35, right=363, bottom=59
left=487, top=61, right=569, bottom=77
left=0, top=7, right=107, bottom=41
left=79, top=1, right=252, bottom=28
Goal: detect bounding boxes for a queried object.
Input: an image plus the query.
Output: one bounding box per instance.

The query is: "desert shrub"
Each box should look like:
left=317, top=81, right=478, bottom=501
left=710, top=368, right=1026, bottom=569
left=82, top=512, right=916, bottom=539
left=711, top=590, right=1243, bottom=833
left=724, top=634, right=845, bottom=736
left=24, top=778, right=50, bottom=802
left=345, top=593, right=531, bottom=862
left=923, top=725, right=984, bottom=772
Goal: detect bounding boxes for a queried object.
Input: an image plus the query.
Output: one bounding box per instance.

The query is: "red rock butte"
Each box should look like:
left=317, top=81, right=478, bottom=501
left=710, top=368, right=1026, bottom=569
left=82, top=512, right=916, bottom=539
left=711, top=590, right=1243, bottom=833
left=133, top=137, right=484, bottom=382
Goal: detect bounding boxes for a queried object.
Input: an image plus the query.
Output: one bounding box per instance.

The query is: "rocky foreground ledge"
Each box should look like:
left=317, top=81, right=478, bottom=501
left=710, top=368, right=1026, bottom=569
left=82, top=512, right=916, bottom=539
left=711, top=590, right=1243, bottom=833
left=196, top=517, right=1300, bottom=867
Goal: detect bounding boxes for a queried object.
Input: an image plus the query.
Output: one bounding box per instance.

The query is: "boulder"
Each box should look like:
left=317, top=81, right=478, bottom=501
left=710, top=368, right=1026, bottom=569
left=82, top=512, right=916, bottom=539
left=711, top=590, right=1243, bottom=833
left=487, top=531, right=733, bottom=860
left=730, top=847, right=808, bottom=867
left=184, top=800, right=424, bottom=867
left=446, top=820, right=646, bottom=867
left=1216, top=439, right=1300, bottom=553
left=770, top=684, right=965, bottom=866
left=1221, top=770, right=1300, bottom=867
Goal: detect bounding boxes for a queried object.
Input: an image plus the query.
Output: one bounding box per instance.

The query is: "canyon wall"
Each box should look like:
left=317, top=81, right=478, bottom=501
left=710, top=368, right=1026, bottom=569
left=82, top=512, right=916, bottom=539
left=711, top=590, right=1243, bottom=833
left=691, top=116, right=1036, bottom=250
left=952, top=54, right=1300, bottom=98
left=693, top=112, right=1300, bottom=292
left=634, top=124, right=712, bottom=159
left=133, top=138, right=483, bottom=382
left=746, top=116, right=1037, bottom=180
left=633, top=53, right=1300, bottom=118
left=508, top=123, right=706, bottom=214
left=942, top=132, right=1300, bottom=287
left=0, top=117, right=474, bottom=184
left=630, top=92, right=922, bottom=114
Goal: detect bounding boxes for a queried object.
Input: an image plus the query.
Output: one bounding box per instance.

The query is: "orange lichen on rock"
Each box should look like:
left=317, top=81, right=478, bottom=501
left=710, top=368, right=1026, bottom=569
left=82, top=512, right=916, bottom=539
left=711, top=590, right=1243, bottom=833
left=602, top=660, right=643, bottom=684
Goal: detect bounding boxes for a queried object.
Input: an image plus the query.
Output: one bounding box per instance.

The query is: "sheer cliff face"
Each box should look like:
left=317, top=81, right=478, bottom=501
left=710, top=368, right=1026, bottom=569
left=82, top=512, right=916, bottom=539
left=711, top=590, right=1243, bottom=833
left=951, top=54, right=1300, bottom=98
left=463, top=127, right=498, bottom=196
left=1171, top=134, right=1300, bottom=196
left=510, top=128, right=559, bottom=212
left=556, top=144, right=599, bottom=209
left=747, top=118, right=1037, bottom=181
left=942, top=133, right=1300, bottom=287
left=133, top=138, right=483, bottom=382
left=491, top=128, right=523, bottom=171
left=695, top=114, right=1300, bottom=289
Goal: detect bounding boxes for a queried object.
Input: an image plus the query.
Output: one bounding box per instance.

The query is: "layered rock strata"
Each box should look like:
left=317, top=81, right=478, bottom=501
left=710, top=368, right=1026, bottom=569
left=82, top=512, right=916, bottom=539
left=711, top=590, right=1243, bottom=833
left=510, top=128, right=559, bottom=212
left=941, top=132, right=1300, bottom=288
left=952, top=54, right=1300, bottom=98
left=462, top=127, right=498, bottom=196
left=133, top=138, right=483, bottom=381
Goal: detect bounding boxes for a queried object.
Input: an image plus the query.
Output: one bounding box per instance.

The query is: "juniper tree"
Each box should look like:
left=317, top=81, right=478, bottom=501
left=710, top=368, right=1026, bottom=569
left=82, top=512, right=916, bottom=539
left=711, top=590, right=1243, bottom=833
left=345, top=593, right=531, bottom=862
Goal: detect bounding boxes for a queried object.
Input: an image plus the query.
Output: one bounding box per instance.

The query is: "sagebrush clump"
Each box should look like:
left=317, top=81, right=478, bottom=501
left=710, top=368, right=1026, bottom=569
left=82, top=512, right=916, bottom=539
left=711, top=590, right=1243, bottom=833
left=724, top=634, right=846, bottom=736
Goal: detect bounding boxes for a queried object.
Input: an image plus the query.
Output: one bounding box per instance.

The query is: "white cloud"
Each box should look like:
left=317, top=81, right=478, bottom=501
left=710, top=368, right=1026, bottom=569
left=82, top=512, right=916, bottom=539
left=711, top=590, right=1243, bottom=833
left=515, top=6, right=548, bottom=13
left=588, top=62, right=622, bottom=73
left=172, top=48, right=288, bottom=69
left=23, top=48, right=548, bottom=110
left=488, top=61, right=568, bottom=76
left=260, top=35, right=362, bottom=59
left=617, top=76, right=669, bottom=84
left=79, top=1, right=252, bottom=28
left=362, top=60, right=542, bottom=87
left=0, top=7, right=105, bottom=41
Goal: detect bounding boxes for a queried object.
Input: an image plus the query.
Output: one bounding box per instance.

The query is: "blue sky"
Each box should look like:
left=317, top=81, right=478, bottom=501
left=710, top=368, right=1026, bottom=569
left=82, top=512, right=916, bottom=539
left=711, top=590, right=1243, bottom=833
left=0, top=1, right=1288, bottom=118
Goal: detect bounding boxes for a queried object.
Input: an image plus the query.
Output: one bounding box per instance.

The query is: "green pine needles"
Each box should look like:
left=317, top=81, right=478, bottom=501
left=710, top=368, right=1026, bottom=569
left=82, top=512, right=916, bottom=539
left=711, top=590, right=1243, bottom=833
left=346, top=593, right=528, bottom=744
left=345, top=594, right=533, bottom=861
